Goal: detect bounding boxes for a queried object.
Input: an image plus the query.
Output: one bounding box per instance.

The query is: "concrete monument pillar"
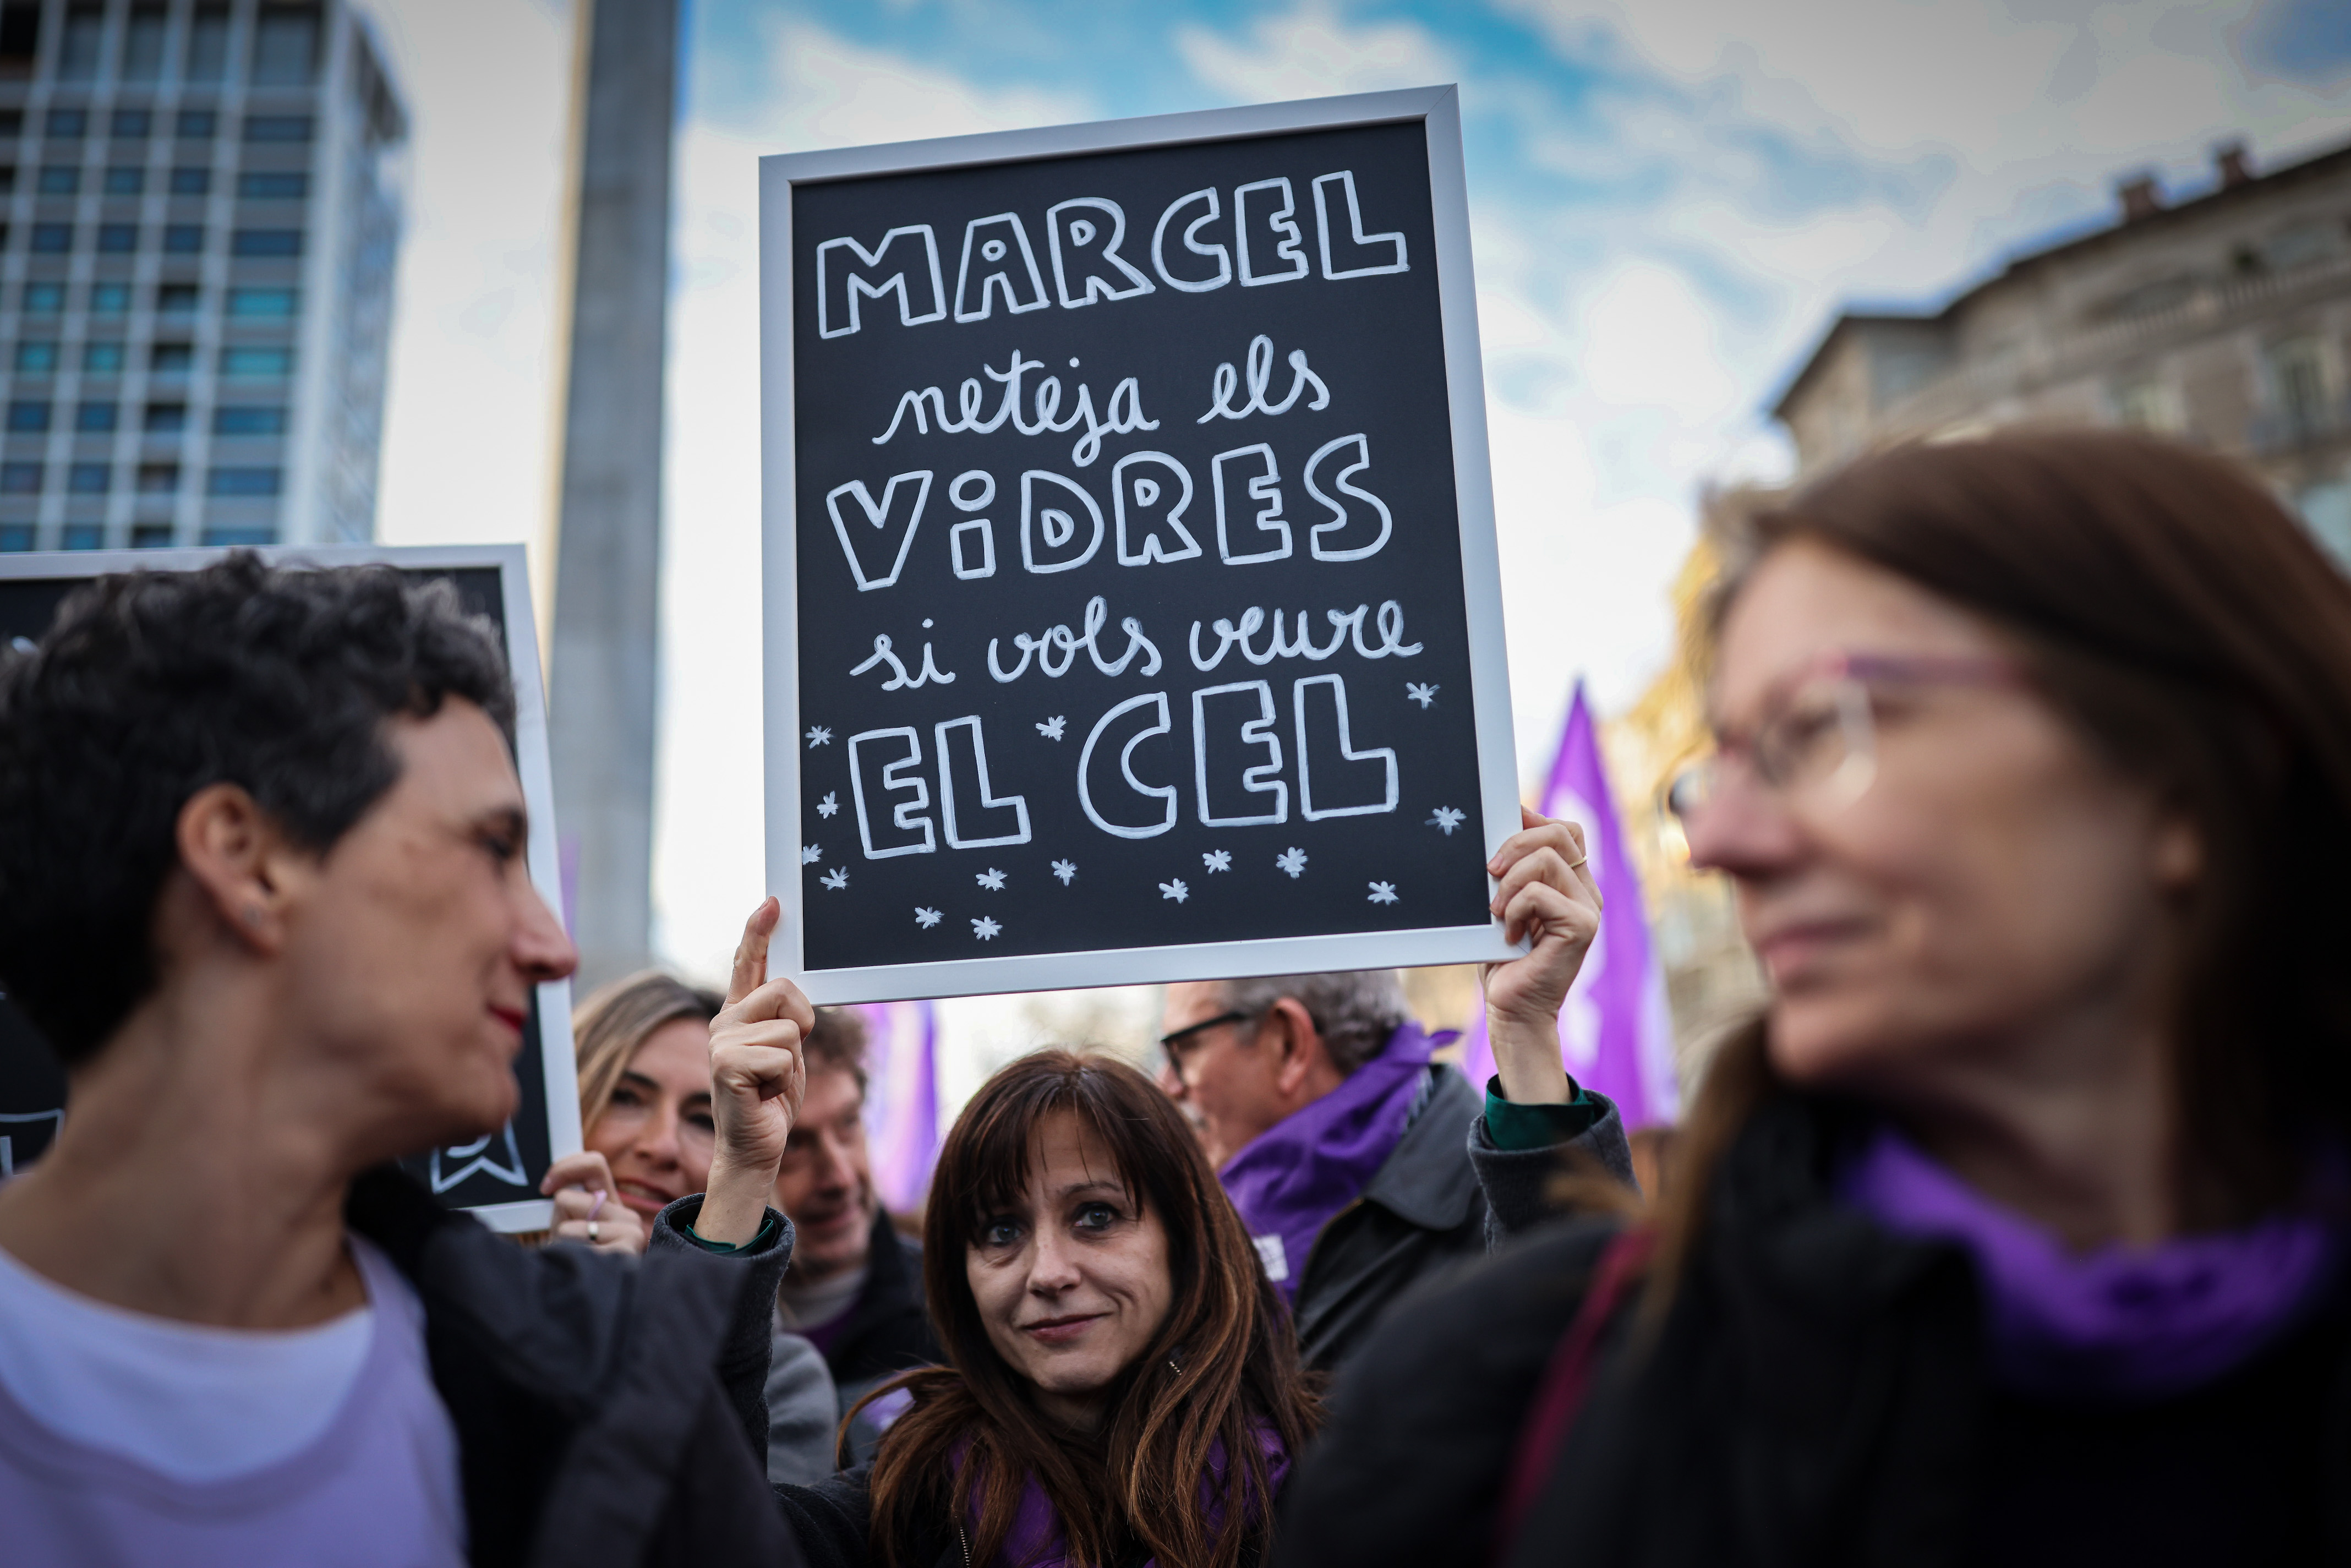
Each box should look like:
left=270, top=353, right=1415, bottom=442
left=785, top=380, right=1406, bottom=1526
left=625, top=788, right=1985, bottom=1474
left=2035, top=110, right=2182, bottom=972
left=548, top=0, right=676, bottom=987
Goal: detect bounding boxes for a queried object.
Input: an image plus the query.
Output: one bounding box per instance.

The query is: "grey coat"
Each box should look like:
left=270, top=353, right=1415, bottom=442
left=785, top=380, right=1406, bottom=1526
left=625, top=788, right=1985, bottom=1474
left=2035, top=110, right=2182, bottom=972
left=764, top=1324, right=841, bottom=1484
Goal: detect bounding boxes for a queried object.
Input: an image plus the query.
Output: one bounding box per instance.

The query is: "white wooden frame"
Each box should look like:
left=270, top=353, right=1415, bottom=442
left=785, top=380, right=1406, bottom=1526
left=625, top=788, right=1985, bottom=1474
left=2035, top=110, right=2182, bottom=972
left=0, top=543, right=578, bottom=1231
left=761, top=85, right=1523, bottom=1003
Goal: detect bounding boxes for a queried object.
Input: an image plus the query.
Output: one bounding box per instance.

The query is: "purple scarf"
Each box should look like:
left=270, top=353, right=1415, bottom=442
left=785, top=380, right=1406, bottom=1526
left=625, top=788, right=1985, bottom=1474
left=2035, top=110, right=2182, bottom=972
left=958, top=1427, right=1288, bottom=1568
left=1217, top=1022, right=1439, bottom=1303
left=1841, top=1126, right=2339, bottom=1401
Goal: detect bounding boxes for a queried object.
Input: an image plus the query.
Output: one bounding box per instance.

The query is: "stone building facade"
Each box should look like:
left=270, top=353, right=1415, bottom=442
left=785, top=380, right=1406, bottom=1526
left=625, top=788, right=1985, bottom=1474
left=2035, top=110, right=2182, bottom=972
left=1773, top=136, right=2351, bottom=555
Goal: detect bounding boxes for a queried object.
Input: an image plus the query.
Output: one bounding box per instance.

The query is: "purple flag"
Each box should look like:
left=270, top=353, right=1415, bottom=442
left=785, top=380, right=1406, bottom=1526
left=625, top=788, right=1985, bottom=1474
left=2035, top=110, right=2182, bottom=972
left=1459, top=682, right=1678, bottom=1128
left=856, top=999, right=939, bottom=1211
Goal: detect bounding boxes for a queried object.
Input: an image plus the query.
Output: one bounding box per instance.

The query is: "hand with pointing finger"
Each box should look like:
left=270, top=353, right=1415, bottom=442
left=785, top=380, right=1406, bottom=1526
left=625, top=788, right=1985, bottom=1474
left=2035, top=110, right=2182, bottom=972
left=1479, top=807, right=1604, bottom=1108
left=695, top=896, right=814, bottom=1245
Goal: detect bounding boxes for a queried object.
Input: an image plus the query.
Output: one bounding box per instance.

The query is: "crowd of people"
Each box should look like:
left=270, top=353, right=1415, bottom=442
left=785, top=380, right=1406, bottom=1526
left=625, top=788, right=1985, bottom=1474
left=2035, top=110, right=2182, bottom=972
left=1, top=427, right=2349, bottom=1565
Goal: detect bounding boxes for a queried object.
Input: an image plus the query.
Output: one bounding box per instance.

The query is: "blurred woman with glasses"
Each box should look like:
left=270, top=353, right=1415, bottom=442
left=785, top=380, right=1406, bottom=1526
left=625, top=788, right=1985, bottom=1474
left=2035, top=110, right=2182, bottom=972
left=1276, top=429, right=2351, bottom=1568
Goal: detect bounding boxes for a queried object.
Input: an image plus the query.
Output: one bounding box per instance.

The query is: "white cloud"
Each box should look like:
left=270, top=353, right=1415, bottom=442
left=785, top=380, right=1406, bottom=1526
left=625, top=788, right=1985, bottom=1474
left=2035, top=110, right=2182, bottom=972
left=1176, top=3, right=1459, bottom=102
left=369, top=0, right=571, bottom=598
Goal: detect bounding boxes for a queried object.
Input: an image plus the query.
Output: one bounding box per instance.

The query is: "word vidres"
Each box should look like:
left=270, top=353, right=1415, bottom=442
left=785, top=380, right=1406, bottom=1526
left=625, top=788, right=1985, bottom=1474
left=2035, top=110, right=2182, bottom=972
left=768, top=90, right=1516, bottom=993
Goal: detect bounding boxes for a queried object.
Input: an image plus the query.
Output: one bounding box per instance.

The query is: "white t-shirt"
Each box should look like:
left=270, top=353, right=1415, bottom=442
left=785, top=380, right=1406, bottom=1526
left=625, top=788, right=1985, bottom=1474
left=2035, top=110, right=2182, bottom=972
left=0, top=1232, right=466, bottom=1567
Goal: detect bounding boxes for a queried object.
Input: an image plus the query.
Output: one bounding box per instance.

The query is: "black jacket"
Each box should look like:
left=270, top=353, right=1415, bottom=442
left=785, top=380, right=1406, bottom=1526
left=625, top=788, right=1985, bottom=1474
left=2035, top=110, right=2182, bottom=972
left=345, top=1166, right=793, bottom=1568
left=1291, top=1063, right=1634, bottom=1373
left=1275, top=1089, right=2351, bottom=1568
left=824, top=1206, right=942, bottom=1401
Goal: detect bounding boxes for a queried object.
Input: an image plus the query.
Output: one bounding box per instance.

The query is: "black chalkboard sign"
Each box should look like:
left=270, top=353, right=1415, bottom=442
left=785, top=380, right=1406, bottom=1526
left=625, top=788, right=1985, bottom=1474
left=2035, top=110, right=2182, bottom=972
left=764, top=87, right=1522, bottom=1001
left=0, top=545, right=579, bottom=1230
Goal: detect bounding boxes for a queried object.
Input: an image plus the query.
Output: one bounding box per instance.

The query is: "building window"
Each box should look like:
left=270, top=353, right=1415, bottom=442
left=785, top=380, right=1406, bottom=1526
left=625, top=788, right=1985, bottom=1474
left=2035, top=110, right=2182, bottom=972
left=36, top=166, right=77, bottom=195
left=57, top=8, right=102, bottom=82
left=130, top=523, right=173, bottom=549
left=96, top=223, right=135, bottom=254
left=45, top=109, right=88, bottom=140
left=251, top=6, right=320, bottom=85
left=221, top=345, right=291, bottom=377
left=144, top=402, right=185, bottom=433
left=12, top=341, right=56, bottom=373
left=29, top=223, right=70, bottom=254
left=7, top=401, right=50, bottom=433
left=237, top=171, right=308, bottom=200
left=0, top=524, right=32, bottom=552
left=2268, top=337, right=2333, bottom=438
left=214, top=405, right=286, bottom=436
left=21, top=281, right=61, bottom=314
left=61, top=522, right=104, bottom=550
left=67, top=461, right=108, bottom=494
left=162, top=224, right=203, bottom=254
left=232, top=229, right=300, bottom=258
left=242, top=116, right=312, bottom=144
left=0, top=112, right=19, bottom=139
left=2112, top=376, right=2179, bottom=433
left=89, top=281, right=128, bottom=315
left=176, top=107, right=217, bottom=139
left=0, top=167, right=13, bottom=194
left=200, top=526, right=275, bottom=546
left=157, top=283, right=198, bottom=314
left=103, top=166, right=141, bottom=195
left=150, top=343, right=193, bottom=374
left=187, top=9, right=229, bottom=84
left=135, top=462, right=177, bottom=493
left=122, top=10, right=167, bottom=84
left=83, top=341, right=123, bottom=373
left=110, top=108, right=152, bottom=139
left=208, top=467, right=281, bottom=497
left=75, top=402, right=116, bottom=434
left=227, top=286, right=296, bottom=318
left=0, top=462, right=41, bottom=494
left=169, top=166, right=207, bottom=195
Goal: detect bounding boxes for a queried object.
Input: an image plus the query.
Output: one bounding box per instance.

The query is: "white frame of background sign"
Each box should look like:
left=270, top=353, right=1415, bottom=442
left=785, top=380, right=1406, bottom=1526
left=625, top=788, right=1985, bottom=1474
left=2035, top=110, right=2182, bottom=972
left=0, top=543, right=579, bottom=1231
left=760, top=84, right=1524, bottom=1004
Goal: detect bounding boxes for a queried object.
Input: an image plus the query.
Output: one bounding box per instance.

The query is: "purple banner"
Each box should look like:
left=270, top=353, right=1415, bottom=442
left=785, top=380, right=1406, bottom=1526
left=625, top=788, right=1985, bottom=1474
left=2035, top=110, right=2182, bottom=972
left=1460, top=682, right=1678, bottom=1128
left=857, top=998, right=940, bottom=1211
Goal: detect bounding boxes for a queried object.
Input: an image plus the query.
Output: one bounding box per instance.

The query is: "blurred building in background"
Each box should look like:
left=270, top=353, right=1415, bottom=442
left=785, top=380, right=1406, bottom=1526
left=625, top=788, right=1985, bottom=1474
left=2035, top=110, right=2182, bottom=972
left=0, top=0, right=405, bottom=555
left=1774, top=135, right=2351, bottom=559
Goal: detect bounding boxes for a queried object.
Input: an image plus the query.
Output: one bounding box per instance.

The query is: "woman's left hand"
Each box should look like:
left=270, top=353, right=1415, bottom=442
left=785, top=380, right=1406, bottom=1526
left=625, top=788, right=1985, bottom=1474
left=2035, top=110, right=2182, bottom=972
left=540, top=1151, right=647, bottom=1256
left=1479, top=807, right=1604, bottom=1106
left=695, top=896, right=814, bottom=1246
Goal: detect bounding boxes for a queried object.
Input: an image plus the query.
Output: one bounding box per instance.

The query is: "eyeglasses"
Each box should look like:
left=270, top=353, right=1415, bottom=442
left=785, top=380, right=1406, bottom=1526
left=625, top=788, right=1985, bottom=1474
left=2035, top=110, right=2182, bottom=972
left=1157, top=1009, right=1255, bottom=1066
left=1664, top=651, right=2022, bottom=825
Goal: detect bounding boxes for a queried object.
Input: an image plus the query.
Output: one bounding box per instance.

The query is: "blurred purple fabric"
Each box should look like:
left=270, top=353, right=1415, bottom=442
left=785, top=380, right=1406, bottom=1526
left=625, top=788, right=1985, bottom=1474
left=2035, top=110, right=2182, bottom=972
left=1460, top=682, right=1678, bottom=1129
left=857, top=999, right=939, bottom=1212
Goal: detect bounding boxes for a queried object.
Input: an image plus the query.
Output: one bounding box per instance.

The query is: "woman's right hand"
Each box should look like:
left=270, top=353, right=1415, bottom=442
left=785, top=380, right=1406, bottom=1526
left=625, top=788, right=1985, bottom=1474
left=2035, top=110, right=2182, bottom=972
left=695, top=897, right=813, bottom=1246
left=1480, top=807, right=1604, bottom=1106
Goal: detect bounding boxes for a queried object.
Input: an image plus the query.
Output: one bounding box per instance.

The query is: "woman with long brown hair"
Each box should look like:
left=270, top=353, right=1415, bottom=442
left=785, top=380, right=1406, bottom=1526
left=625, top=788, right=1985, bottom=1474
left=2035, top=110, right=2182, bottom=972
left=770, top=1043, right=1318, bottom=1568
left=1277, top=429, right=2351, bottom=1566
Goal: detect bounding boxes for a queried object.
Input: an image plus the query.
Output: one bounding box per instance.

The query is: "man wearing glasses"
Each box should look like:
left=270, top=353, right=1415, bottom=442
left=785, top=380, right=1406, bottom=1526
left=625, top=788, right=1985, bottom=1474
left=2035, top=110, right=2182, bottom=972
left=1158, top=948, right=1632, bottom=1371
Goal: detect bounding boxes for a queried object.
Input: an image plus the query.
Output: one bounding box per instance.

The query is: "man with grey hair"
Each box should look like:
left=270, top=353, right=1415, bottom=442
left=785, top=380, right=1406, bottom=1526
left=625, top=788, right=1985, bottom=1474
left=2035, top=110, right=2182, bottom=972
left=1159, top=958, right=1630, bottom=1371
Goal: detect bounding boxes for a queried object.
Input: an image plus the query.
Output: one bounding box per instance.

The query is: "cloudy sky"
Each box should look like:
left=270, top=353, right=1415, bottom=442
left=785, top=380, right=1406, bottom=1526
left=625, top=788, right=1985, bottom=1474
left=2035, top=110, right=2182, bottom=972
left=365, top=0, right=2351, bottom=979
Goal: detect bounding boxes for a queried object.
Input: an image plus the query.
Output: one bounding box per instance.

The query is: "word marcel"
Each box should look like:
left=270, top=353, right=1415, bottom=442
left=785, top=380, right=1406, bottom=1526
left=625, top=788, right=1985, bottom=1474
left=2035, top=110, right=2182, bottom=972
left=813, top=168, right=1410, bottom=338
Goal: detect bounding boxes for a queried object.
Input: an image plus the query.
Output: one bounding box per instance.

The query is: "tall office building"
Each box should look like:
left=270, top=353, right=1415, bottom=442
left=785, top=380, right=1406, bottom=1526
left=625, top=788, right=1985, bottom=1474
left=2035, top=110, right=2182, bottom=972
left=0, top=0, right=404, bottom=554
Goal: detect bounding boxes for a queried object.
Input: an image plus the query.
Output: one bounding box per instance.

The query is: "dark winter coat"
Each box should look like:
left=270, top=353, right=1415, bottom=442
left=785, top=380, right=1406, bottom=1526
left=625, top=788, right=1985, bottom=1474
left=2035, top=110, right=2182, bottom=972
left=1275, top=1088, right=2351, bottom=1568
left=1293, top=1064, right=1635, bottom=1373
left=345, top=1166, right=793, bottom=1568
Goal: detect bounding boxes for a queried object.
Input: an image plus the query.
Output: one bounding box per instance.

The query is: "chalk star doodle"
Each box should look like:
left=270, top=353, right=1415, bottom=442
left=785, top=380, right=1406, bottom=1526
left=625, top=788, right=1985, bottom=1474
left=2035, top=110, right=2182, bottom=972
left=972, top=916, right=1002, bottom=940
left=817, top=791, right=839, bottom=818
left=1202, top=850, right=1232, bottom=872
left=915, top=907, right=943, bottom=928
left=1406, top=682, right=1439, bottom=709
left=1367, top=881, right=1399, bottom=905
left=1276, top=847, right=1308, bottom=879
left=1428, top=807, right=1466, bottom=836
left=805, top=725, right=833, bottom=746
left=1037, top=715, right=1068, bottom=740
left=821, top=867, right=850, bottom=890
left=1052, top=860, right=1078, bottom=885
left=801, top=843, right=823, bottom=864
left=1160, top=879, right=1190, bottom=903
left=976, top=867, right=1008, bottom=891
